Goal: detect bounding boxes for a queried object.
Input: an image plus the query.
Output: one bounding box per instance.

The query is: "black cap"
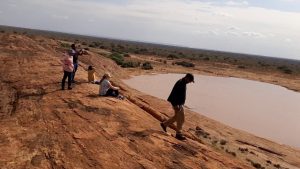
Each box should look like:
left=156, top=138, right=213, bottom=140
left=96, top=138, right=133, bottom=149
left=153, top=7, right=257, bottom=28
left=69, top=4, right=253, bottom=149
left=185, top=73, right=194, bottom=83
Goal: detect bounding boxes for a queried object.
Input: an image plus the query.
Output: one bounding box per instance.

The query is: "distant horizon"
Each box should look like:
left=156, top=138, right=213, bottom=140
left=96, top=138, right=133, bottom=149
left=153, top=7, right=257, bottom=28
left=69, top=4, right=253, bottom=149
left=2, top=24, right=299, bottom=62
left=1, top=0, right=299, bottom=61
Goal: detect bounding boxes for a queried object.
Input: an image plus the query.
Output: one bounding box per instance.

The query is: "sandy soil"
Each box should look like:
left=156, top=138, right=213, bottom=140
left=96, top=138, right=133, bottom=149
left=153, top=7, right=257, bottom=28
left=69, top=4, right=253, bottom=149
left=1, top=32, right=300, bottom=169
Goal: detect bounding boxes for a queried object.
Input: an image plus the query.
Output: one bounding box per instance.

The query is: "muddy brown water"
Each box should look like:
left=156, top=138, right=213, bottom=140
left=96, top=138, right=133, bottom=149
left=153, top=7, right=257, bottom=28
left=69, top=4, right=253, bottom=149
left=123, top=73, right=300, bottom=148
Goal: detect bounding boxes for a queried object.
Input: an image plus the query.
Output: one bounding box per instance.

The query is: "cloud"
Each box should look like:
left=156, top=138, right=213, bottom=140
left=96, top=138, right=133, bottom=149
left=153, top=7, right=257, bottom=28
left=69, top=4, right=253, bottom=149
left=88, top=19, right=95, bottom=23
left=1, top=0, right=300, bottom=59
left=228, top=26, right=240, bottom=30
left=209, top=30, right=219, bottom=35
left=212, top=11, right=233, bottom=17
left=279, top=0, right=300, bottom=2
left=227, top=31, right=240, bottom=36
left=225, top=0, right=249, bottom=6
left=284, top=38, right=292, bottom=42
left=242, top=31, right=265, bottom=38
left=8, top=3, right=17, bottom=7
left=51, top=14, right=69, bottom=20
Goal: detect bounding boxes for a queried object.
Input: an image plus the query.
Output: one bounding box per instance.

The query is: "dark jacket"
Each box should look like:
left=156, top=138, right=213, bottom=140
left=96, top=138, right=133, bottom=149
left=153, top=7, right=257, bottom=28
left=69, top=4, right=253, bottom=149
left=167, top=78, right=186, bottom=106
left=69, top=49, right=79, bottom=64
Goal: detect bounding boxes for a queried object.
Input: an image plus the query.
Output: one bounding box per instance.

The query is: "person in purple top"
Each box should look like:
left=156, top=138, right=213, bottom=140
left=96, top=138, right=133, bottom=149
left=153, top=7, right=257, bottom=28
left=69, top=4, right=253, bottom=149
left=69, top=44, right=83, bottom=83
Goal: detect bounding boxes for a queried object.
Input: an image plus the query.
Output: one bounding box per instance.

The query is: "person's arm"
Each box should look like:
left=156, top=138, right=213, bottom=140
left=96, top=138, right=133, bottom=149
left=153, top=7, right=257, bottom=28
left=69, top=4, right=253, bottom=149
left=78, top=49, right=83, bottom=55
left=108, top=81, right=119, bottom=90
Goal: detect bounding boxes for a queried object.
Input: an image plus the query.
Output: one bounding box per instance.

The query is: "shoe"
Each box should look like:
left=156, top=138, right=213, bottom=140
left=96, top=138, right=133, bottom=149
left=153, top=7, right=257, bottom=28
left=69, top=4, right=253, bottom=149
left=175, top=133, right=186, bottom=141
left=160, top=123, right=167, bottom=132
left=61, top=88, right=65, bottom=90
left=117, top=95, right=125, bottom=100
left=68, top=87, right=72, bottom=90
left=71, top=80, right=76, bottom=83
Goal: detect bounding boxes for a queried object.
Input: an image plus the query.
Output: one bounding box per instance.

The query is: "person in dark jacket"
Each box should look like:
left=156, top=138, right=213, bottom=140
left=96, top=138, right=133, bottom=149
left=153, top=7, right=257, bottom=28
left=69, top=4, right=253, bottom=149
left=69, top=44, right=83, bottom=83
left=161, top=73, right=194, bottom=140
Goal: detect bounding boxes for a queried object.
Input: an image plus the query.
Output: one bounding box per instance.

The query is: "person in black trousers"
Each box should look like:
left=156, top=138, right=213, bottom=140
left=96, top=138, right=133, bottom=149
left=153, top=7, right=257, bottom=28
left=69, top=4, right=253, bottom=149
left=61, top=53, right=74, bottom=90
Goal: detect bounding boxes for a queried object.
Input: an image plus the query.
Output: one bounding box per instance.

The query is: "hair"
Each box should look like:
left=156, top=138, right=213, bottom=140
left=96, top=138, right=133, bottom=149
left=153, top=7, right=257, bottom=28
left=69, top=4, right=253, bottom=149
left=184, top=73, right=194, bottom=82
left=88, top=65, right=93, bottom=70
left=71, top=44, right=76, bottom=49
left=99, top=75, right=106, bottom=84
left=99, top=73, right=111, bottom=84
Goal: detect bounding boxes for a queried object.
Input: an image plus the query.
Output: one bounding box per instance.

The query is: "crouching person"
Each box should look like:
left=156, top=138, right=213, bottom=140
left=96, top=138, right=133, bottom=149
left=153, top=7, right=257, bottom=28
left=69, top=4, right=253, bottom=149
left=99, top=72, right=124, bottom=99
left=88, top=65, right=96, bottom=83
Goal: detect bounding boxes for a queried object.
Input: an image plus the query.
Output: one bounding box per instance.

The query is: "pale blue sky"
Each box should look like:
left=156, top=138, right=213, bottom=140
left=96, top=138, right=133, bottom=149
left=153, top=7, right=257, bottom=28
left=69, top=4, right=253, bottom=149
left=0, top=0, right=300, bottom=60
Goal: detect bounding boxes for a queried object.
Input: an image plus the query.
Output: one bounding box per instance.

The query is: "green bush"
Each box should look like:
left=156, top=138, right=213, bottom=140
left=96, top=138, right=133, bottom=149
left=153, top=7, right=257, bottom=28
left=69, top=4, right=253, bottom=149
left=110, top=53, right=124, bottom=65
left=60, top=42, right=71, bottom=48
left=252, top=162, right=263, bottom=169
left=238, top=147, right=248, bottom=153
left=220, top=139, right=227, bottom=145
left=123, top=53, right=131, bottom=57
left=277, top=66, right=292, bottom=74
left=167, top=54, right=179, bottom=59
left=273, top=164, right=280, bottom=168
left=117, top=44, right=125, bottom=49
left=225, top=149, right=236, bottom=157
left=142, top=62, right=153, bottom=70
left=247, top=159, right=265, bottom=169
left=121, top=61, right=140, bottom=68
left=238, top=65, right=246, bottom=69
left=140, top=48, right=148, bottom=52
left=89, top=44, right=96, bottom=48
left=203, top=57, right=210, bottom=61
left=175, top=61, right=195, bottom=67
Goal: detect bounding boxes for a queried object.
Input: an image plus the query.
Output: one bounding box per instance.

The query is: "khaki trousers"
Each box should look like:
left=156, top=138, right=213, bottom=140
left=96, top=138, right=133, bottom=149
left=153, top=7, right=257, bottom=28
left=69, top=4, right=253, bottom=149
left=163, top=105, right=185, bottom=134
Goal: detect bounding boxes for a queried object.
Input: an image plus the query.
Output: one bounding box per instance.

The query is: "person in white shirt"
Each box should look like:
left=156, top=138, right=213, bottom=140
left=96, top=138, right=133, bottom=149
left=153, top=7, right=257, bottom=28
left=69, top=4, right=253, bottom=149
left=99, top=72, right=121, bottom=97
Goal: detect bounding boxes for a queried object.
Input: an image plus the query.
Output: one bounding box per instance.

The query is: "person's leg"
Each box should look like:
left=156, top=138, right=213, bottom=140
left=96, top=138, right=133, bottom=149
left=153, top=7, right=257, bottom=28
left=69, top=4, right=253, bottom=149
left=67, top=72, right=72, bottom=89
left=162, top=106, right=179, bottom=127
left=175, top=105, right=185, bottom=134
left=105, top=89, right=119, bottom=97
left=114, top=89, right=119, bottom=96
left=61, top=71, right=68, bottom=89
left=174, top=105, right=186, bottom=140
left=72, top=63, right=78, bottom=82
left=105, top=88, right=113, bottom=96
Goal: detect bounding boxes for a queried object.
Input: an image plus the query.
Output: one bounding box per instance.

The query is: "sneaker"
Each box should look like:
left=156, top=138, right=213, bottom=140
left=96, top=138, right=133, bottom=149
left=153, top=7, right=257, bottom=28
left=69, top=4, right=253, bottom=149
left=68, top=87, right=72, bottom=90
left=175, top=133, right=186, bottom=141
left=160, top=123, right=167, bottom=132
left=61, top=88, right=65, bottom=90
left=117, top=95, right=124, bottom=100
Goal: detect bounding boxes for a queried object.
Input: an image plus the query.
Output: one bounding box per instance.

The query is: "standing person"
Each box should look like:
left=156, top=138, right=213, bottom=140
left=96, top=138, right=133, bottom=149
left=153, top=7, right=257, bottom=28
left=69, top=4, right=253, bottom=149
left=69, top=44, right=82, bottom=83
left=61, top=53, right=74, bottom=90
left=99, top=72, right=124, bottom=99
left=160, top=73, right=194, bottom=140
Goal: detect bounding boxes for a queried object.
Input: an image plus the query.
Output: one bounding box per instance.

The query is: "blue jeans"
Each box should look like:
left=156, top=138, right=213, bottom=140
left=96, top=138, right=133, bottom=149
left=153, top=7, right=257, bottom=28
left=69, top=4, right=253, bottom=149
left=72, top=63, right=78, bottom=81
